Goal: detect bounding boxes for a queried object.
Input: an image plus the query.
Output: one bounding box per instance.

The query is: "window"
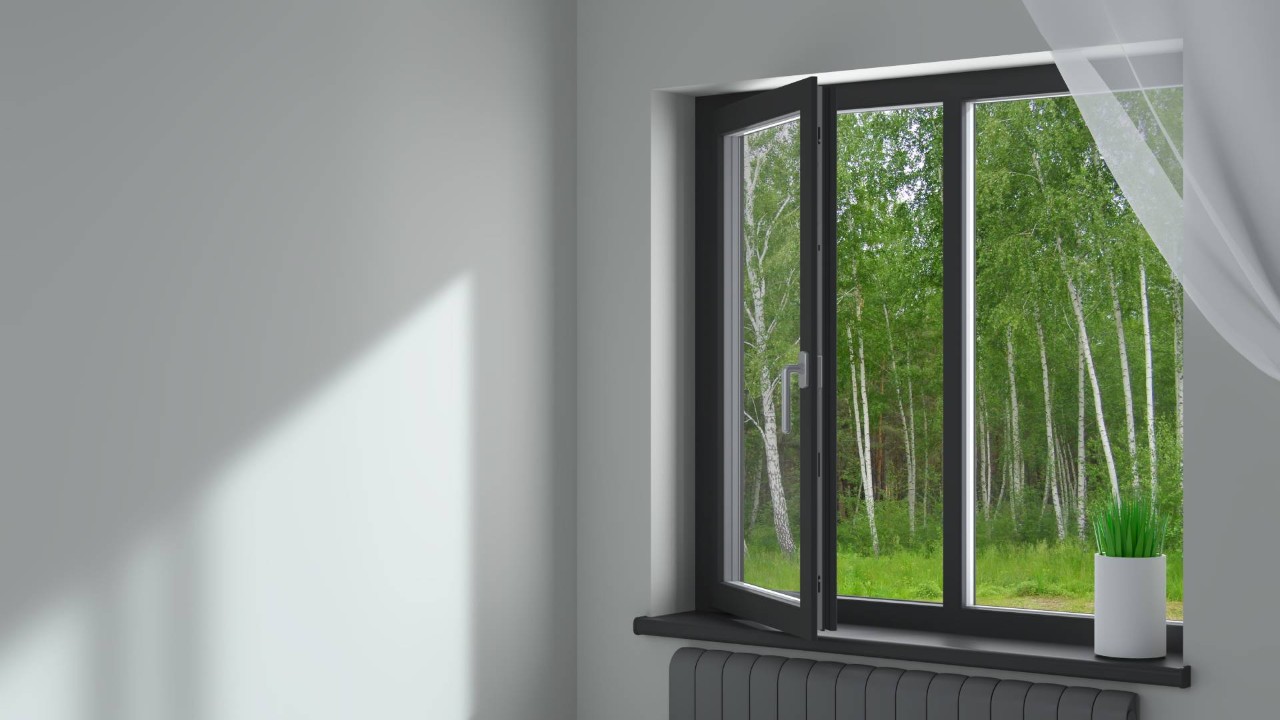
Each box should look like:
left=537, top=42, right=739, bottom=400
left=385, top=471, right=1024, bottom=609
left=835, top=104, right=943, bottom=604
left=694, top=66, right=1184, bottom=647
left=971, top=92, right=1185, bottom=621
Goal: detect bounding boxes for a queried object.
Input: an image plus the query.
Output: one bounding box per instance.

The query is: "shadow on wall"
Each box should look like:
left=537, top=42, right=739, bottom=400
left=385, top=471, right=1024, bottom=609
left=0, top=1, right=575, bottom=719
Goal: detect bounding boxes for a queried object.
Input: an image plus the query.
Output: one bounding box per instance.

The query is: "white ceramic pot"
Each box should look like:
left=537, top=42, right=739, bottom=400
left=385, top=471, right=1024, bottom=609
left=1094, top=553, right=1167, bottom=659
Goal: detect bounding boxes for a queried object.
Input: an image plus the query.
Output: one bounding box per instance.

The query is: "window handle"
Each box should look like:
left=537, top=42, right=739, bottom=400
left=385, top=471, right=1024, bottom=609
left=780, top=350, right=808, bottom=434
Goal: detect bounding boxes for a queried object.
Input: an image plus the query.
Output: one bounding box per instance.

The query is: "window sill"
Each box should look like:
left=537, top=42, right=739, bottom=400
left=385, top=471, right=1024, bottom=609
left=633, top=611, right=1190, bottom=688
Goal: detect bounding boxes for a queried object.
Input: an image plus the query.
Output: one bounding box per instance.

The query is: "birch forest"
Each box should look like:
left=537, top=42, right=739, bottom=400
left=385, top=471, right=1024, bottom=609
left=740, top=92, right=1184, bottom=620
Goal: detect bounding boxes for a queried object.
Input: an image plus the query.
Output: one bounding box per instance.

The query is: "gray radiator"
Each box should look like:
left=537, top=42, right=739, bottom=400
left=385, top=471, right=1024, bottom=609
left=669, top=647, right=1137, bottom=719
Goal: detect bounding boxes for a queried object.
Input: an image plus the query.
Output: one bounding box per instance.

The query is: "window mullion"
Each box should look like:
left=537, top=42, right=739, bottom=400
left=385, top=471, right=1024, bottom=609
left=942, top=97, right=965, bottom=614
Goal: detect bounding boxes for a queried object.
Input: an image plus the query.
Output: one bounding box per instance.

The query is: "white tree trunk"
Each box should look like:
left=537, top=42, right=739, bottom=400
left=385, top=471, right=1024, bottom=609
left=1110, top=270, right=1141, bottom=492
left=1005, top=396, right=1018, bottom=526
left=1041, top=446, right=1052, bottom=514
left=847, top=323, right=866, bottom=480
left=883, top=304, right=916, bottom=534
left=1077, top=331, right=1088, bottom=539
left=908, top=373, right=919, bottom=524
left=742, top=144, right=795, bottom=556
left=1036, top=315, right=1066, bottom=539
left=1055, top=428, right=1075, bottom=529
left=847, top=323, right=879, bottom=555
left=1140, top=261, right=1158, bottom=504
left=1062, top=243, right=1122, bottom=501
left=1005, top=328, right=1025, bottom=521
left=979, top=391, right=991, bottom=522
left=855, top=290, right=878, bottom=555
left=998, top=436, right=1010, bottom=515
left=756, top=363, right=795, bottom=555
left=911, top=371, right=921, bottom=525
left=984, top=409, right=993, bottom=523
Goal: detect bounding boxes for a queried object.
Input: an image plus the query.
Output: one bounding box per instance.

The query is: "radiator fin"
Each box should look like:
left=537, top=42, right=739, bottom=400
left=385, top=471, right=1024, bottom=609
left=1058, top=687, right=1101, bottom=720
left=925, top=674, right=966, bottom=720
left=669, top=647, right=1139, bottom=719
left=806, top=662, right=844, bottom=720
left=779, top=659, right=816, bottom=720
left=723, top=653, right=760, bottom=720
left=835, top=664, right=873, bottom=719
left=751, top=656, right=787, bottom=720
left=957, top=676, right=998, bottom=720
left=1025, top=684, right=1067, bottom=720
left=897, top=670, right=934, bottom=719
left=866, top=668, right=903, bottom=719
left=669, top=647, right=702, bottom=720
left=696, top=650, right=731, bottom=720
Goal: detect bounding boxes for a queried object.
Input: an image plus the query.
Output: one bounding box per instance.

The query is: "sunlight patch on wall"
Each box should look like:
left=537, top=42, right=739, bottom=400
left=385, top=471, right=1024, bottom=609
left=0, top=592, right=89, bottom=720
left=197, top=275, right=475, bottom=719
left=0, top=274, right=476, bottom=719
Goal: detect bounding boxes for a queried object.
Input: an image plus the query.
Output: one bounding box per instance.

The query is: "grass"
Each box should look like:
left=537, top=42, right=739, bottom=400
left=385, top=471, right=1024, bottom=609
left=1093, top=494, right=1169, bottom=558
left=743, top=541, right=1184, bottom=621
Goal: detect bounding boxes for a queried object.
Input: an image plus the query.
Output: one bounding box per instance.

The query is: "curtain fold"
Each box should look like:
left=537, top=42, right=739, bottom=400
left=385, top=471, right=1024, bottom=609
left=1022, top=0, right=1280, bottom=380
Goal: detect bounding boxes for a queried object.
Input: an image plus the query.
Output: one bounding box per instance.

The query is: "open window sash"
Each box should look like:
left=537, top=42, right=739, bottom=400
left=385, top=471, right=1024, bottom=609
left=697, top=77, right=824, bottom=639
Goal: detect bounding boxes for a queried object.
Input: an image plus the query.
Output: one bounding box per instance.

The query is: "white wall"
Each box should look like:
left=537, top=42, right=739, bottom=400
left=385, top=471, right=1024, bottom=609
left=577, top=0, right=1280, bottom=717
left=0, top=2, right=576, bottom=719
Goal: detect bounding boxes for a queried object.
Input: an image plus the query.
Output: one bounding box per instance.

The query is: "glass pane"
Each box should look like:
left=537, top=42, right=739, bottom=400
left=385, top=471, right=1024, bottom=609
left=733, top=118, right=803, bottom=594
left=972, top=93, right=1184, bottom=620
left=834, top=106, right=944, bottom=602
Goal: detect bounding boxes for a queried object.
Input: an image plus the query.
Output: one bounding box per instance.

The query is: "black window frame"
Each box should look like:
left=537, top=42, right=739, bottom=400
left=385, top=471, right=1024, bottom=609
left=695, top=77, right=822, bottom=639
left=694, top=63, right=1183, bottom=653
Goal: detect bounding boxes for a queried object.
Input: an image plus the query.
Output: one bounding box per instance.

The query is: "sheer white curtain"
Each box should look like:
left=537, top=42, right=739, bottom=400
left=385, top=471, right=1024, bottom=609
left=1022, top=0, right=1280, bottom=380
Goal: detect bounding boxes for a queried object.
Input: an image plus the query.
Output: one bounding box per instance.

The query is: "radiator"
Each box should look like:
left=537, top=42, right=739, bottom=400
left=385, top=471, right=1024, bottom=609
left=669, top=647, right=1138, bottom=719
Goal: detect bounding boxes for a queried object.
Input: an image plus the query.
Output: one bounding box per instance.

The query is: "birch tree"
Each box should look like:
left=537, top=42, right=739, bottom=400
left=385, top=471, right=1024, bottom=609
left=1005, top=327, right=1025, bottom=517
left=1109, top=268, right=1141, bottom=492
left=884, top=303, right=918, bottom=534
left=1005, top=391, right=1019, bottom=527
left=847, top=321, right=879, bottom=555
left=906, top=361, right=919, bottom=526
left=853, top=279, right=879, bottom=554
left=742, top=128, right=797, bottom=556
left=983, top=389, right=993, bottom=517
left=1036, top=311, right=1066, bottom=539
left=1061, top=238, right=1122, bottom=501
left=1076, top=332, right=1088, bottom=538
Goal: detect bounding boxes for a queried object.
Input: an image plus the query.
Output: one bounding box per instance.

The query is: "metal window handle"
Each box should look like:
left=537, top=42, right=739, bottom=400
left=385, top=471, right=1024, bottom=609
left=780, top=350, right=808, bottom=435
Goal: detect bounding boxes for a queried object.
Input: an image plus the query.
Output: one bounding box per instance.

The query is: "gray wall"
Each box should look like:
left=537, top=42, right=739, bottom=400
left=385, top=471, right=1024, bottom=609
left=578, top=0, right=1280, bottom=718
left=0, top=1, right=576, bottom=719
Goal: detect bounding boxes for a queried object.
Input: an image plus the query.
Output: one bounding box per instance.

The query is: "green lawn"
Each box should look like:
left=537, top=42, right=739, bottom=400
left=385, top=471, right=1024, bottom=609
left=743, top=542, right=1184, bottom=621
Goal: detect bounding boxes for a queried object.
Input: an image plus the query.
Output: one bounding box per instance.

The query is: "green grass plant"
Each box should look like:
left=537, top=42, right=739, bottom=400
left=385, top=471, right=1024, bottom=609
left=1092, top=494, right=1168, bottom=558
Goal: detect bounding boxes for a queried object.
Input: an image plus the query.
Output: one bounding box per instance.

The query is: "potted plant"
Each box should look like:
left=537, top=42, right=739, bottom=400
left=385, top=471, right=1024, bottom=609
left=1092, top=494, right=1169, bottom=659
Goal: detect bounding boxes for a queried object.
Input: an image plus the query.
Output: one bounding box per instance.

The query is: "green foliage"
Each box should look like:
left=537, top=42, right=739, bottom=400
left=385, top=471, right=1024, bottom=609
left=836, top=497, right=942, bottom=555
left=1092, top=494, right=1168, bottom=558
left=740, top=92, right=1185, bottom=612
left=1156, top=419, right=1184, bottom=552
